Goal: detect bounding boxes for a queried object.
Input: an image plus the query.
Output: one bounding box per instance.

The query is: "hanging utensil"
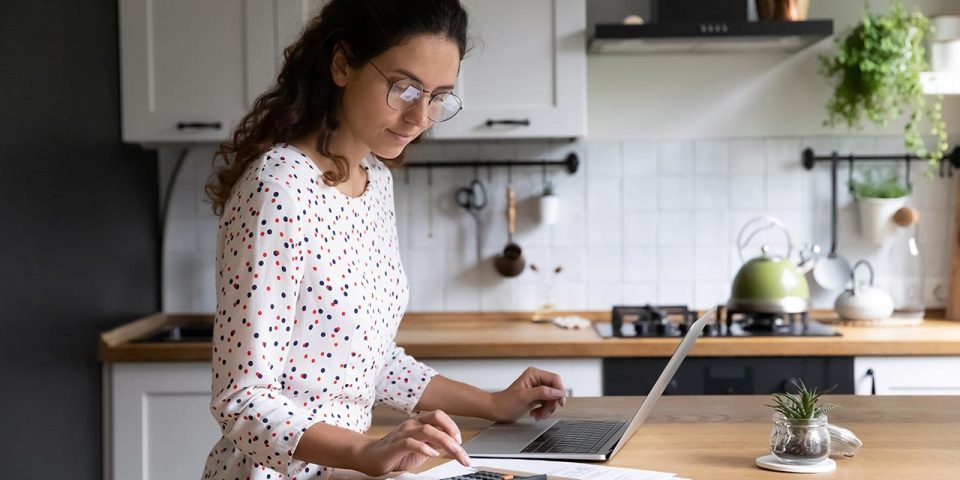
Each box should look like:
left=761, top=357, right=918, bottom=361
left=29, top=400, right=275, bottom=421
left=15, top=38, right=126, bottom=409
left=455, top=173, right=487, bottom=264
left=495, top=181, right=526, bottom=277
left=813, top=155, right=852, bottom=290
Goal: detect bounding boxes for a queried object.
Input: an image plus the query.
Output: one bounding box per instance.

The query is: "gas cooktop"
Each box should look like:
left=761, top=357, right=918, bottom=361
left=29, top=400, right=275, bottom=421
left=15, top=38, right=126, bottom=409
left=594, top=304, right=840, bottom=338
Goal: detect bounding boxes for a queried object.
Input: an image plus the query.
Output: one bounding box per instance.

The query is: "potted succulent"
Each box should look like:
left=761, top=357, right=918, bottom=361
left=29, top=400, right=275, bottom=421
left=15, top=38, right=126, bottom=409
left=820, top=0, right=949, bottom=169
left=768, top=381, right=837, bottom=465
left=849, top=168, right=911, bottom=244
left=538, top=180, right=560, bottom=225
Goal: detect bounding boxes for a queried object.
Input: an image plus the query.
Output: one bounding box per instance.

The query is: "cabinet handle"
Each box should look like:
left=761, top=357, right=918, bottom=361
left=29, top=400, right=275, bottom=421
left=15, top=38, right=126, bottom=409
left=485, top=118, right=530, bottom=127
left=865, top=368, right=877, bottom=395
left=177, top=121, right=222, bottom=130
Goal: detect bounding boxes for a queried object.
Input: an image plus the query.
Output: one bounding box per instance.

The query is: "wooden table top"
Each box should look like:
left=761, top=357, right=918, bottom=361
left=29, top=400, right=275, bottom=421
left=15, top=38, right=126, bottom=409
left=360, top=395, right=960, bottom=480
left=98, top=310, right=960, bottom=362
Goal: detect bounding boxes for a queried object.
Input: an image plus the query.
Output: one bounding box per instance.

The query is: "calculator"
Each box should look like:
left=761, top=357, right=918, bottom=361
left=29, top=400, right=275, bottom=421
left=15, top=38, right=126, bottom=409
left=439, top=470, right=547, bottom=480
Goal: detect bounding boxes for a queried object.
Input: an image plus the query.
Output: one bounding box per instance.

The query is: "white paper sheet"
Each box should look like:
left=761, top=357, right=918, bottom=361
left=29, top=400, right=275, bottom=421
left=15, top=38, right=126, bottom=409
left=394, top=459, right=676, bottom=480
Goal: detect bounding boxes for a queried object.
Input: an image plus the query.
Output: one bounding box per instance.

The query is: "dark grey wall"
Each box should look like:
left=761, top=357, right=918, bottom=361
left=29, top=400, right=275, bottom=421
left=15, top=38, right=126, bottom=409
left=1, top=1, right=160, bottom=478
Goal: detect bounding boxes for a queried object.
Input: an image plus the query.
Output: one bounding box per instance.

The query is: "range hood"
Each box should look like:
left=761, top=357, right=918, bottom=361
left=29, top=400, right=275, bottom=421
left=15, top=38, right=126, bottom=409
left=590, top=19, right=834, bottom=54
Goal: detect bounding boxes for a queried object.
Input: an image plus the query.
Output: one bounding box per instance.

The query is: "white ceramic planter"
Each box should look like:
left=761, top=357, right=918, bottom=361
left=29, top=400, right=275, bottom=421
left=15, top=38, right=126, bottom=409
left=539, top=194, right=560, bottom=225
left=857, top=196, right=908, bottom=244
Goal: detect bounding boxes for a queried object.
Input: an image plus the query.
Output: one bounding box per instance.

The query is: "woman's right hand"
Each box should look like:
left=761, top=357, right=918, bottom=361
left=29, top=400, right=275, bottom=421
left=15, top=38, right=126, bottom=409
left=357, top=410, right=471, bottom=476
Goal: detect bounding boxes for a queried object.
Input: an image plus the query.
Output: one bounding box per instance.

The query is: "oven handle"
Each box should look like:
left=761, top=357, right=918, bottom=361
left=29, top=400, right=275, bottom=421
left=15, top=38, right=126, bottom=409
left=864, top=368, right=877, bottom=395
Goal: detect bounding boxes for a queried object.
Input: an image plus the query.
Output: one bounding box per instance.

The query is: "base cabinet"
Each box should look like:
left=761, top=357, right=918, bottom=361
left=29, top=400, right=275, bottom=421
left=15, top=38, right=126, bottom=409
left=854, top=356, right=960, bottom=395
left=105, top=362, right=218, bottom=480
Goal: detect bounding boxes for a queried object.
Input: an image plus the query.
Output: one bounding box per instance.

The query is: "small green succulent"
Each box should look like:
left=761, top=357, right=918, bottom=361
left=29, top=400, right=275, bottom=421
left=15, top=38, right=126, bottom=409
left=768, top=380, right=836, bottom=420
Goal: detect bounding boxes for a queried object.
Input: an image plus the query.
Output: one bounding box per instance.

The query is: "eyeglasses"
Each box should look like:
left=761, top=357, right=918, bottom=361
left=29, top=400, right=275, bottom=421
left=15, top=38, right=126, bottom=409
left=368, top=60, right=462, bottom=123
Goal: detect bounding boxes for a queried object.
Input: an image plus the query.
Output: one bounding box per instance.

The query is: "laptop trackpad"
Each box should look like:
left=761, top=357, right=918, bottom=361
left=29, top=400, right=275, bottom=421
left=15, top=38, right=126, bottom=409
left=463, top=419, right=555, bottom=455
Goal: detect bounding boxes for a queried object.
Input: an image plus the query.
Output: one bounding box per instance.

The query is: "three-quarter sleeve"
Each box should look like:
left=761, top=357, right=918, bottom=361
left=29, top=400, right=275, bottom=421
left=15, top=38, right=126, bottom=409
left=209, top=171, right=318, bottom=476
left=374, top=341, right=439, bottom=415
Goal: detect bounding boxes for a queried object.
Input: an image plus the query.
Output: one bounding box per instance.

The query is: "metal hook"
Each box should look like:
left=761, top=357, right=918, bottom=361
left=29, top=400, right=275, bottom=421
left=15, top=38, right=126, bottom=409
left=904, top=155, right=912, bottom=191
left=847, top=155, right=854, bottom=193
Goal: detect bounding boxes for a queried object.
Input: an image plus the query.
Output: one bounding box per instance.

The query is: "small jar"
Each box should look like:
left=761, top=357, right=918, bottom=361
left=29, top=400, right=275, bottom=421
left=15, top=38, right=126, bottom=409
left=770, top=413, right=831, bottom=464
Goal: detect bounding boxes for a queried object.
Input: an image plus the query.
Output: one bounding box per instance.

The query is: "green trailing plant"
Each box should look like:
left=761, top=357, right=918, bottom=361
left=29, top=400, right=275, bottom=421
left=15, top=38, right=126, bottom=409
left=848, top=167, right=911, bottom=198
left=819, top=0, right=948, bottom=169
left=768, top=380, right=836, bottom=420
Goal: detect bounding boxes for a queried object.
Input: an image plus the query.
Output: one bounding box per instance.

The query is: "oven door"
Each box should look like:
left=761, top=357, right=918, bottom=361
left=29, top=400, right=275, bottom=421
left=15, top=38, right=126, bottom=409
left=603, top=356, right=854, bottom=395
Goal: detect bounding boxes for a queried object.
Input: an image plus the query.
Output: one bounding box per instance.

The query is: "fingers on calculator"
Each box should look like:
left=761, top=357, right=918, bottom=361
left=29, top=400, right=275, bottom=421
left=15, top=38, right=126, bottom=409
left=440, top=470, right=547, bottom=480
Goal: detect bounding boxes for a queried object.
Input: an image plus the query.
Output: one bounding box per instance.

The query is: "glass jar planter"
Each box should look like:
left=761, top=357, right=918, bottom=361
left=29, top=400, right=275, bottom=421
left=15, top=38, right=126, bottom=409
left=770, top=413, right=831, bottom=464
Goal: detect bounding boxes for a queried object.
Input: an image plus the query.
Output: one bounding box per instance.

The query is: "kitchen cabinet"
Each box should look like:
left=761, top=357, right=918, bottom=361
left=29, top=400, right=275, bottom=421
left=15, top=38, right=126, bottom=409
left=104, top=362, right=218, bottom=480
left=424, top=358, right=602, bottom=396
left=854, top=356, right=960, bottom=395
left=429, top=0, right=587, bottom=139
left=119, top=0, right=323, bottom=143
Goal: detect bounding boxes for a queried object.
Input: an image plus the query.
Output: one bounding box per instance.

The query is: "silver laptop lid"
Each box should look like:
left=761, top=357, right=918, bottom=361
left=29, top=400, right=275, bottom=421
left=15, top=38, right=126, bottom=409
left=608, top=308, right=712, bottom=457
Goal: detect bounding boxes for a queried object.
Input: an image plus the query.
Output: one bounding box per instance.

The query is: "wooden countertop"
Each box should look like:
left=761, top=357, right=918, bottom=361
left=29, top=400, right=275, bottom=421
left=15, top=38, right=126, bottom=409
left=360, top=395, right=960, bottom=480
left=98, top=310, right=960, bottom=362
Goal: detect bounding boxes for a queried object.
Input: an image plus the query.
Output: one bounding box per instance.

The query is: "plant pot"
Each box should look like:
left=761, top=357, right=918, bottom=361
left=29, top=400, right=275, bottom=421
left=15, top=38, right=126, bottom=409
left=856, top=196, right=908, bottom=244
left=756, top=0, right=809, bottom=21
left=539, top=194, right=560, bottom=225
left=770, top=413, right=830, bottom=465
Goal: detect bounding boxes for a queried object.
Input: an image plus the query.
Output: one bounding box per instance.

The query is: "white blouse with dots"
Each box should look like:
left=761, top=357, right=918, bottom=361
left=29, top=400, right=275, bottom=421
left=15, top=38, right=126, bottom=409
left=202, top=144, right=438, bottom=479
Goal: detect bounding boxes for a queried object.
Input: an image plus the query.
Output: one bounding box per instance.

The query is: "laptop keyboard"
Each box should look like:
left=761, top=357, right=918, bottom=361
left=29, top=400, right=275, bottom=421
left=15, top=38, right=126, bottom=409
left=519, top=420, right=627, bottom=454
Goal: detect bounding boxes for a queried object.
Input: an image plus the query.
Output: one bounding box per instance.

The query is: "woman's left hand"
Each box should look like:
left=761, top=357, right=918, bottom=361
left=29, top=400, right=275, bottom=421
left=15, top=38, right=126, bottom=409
left=490, top=367, right=566, bottom=423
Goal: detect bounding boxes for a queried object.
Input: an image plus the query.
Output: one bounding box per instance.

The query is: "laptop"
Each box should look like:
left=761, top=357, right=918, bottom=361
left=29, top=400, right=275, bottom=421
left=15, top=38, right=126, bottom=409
left=462, top=309, right=711, bottom=461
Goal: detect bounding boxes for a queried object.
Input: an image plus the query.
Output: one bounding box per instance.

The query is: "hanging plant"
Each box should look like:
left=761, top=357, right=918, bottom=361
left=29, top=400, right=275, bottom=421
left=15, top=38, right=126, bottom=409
left=819, top=0, right=948, bottom=169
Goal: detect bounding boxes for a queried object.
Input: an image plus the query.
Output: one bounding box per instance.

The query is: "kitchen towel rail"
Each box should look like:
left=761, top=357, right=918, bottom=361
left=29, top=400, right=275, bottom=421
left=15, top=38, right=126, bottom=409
left=404, top=152, right=580, bottom=175
left=801, top=146, right=960, bottom=188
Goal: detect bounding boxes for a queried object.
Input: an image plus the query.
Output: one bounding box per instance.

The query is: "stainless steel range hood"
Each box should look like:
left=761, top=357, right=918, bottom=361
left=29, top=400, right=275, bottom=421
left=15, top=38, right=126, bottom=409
left=590, top=19, right=834, bottom=54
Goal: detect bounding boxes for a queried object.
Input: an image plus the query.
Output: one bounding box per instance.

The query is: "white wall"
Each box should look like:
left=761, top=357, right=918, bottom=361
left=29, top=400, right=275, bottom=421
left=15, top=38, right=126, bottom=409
left=588, top=0, right=960, bottom=139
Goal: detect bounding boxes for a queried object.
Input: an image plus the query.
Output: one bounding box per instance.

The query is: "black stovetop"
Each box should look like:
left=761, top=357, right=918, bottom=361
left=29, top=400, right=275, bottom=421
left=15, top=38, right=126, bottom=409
left=594, top=304, right=840, bottom=338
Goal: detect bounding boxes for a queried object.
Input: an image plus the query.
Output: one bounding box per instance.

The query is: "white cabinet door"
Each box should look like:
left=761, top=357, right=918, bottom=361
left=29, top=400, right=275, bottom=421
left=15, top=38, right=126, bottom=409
left=274, top=0, right=327, bottom=71
left=107, top=362, right=219, bottom=480
left=430, top=0, right=587, bottom=139
left=119, top=0, right=323, bottom=144
left=854, top=357, right=960, bottom=395
left=119, top=0, right=273, bottom=143
left=423, top=358, right=602, bottom=397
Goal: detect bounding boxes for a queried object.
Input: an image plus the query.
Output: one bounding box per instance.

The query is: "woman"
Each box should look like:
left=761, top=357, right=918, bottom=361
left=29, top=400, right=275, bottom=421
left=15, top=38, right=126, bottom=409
left=201, top=1, right=567, bottom=478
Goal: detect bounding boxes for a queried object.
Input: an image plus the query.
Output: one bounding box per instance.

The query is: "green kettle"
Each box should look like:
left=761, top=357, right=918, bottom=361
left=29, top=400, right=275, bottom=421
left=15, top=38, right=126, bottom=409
left=729, top=217, right=811, bottom=314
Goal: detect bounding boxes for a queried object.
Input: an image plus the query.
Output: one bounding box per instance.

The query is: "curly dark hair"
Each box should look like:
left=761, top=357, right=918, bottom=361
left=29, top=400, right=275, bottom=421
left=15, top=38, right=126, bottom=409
left=204, top=0, right=468, bottom=216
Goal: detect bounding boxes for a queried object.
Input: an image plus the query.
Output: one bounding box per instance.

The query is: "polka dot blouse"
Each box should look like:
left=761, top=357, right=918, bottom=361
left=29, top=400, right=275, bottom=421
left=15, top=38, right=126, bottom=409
left=202, top=144, right=438, bottom=479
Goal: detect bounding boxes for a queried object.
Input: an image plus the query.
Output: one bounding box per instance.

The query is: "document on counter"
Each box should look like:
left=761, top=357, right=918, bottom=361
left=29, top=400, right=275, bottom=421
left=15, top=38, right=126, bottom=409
left=393, top=459, right=677, bottom=480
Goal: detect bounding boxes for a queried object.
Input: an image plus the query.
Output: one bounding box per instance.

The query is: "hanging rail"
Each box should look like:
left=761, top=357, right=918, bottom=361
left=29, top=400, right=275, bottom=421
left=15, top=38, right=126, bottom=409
left=802, top=145, right=960, bottom=182
left=405, top=152, right=580, bottom=174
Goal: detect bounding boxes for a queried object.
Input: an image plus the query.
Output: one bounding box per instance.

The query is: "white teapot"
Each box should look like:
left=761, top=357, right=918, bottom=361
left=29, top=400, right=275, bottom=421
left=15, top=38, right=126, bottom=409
left=834, top=260, right=894, bottom=321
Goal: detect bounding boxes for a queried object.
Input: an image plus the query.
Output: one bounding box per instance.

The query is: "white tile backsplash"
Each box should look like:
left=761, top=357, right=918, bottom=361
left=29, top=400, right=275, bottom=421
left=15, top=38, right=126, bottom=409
left=658, top=176, right=694, bottom=211
left=622, top=140, right=657, bottom=175
left=585, top=247, right=622, bottom=282
left=162, top=135, right=955, bottom=313
left=587, top=211, right=622, bottom=247
left=729, top=139, right=766, bottom=173
left=658, top=140, right=694, bottom=175
left=694, top=140, right=729, bottom=175
left=587, top=177, right=621, bottom=212
left=729, top=174, right=766, bottom=209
